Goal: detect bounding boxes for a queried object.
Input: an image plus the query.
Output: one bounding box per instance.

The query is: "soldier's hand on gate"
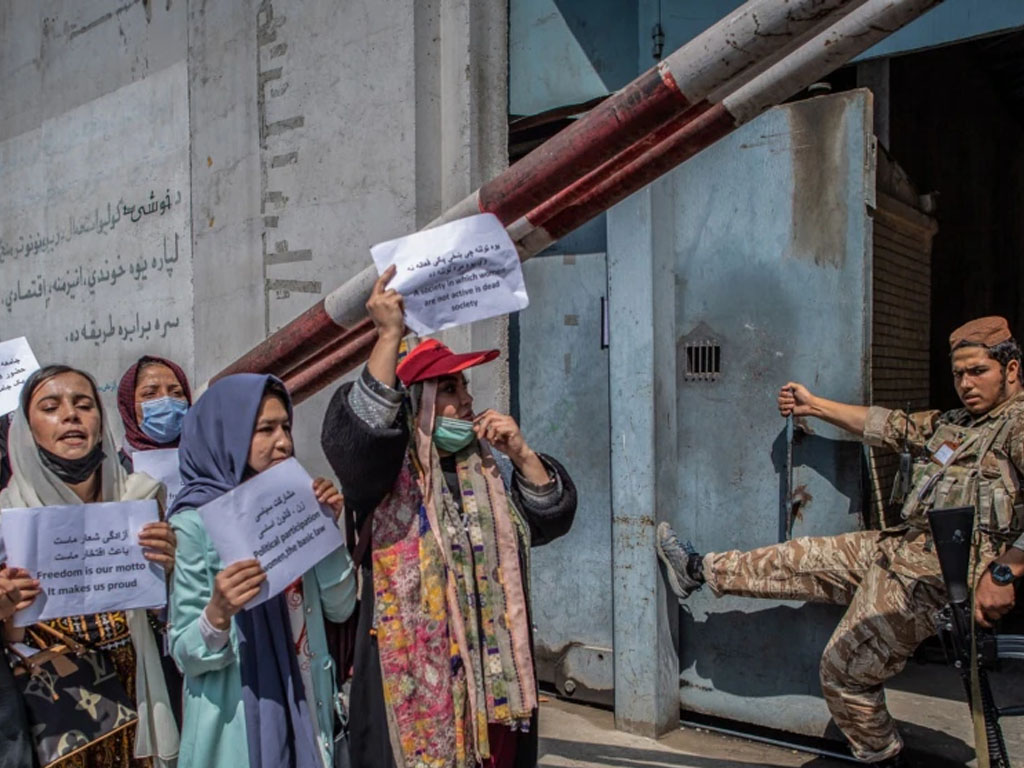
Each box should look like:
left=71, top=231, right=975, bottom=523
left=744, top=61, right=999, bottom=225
left=367, top=265, right=406, bottom=339
left=778, top=382, right=814, bottom=417
left=974, top=569, right=1016, bottom=628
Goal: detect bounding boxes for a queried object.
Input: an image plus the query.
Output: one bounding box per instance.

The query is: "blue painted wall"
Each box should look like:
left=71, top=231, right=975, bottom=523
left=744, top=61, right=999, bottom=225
left=509, top=0, right=637, bottom=116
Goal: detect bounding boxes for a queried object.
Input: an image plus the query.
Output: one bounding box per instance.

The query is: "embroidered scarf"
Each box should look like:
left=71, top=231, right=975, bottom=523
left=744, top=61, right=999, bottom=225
left=370, top=380, right=537, bottom=768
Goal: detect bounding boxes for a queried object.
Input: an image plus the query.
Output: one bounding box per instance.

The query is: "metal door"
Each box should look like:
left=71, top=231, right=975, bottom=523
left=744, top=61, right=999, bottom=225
left=667, top=90, right=875, bottom=735
left=516, top=252, right=614, bottom=704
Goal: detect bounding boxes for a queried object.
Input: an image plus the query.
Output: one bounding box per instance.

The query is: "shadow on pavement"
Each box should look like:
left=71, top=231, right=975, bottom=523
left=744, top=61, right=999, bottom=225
left=538, top=737, right=845, bottom=768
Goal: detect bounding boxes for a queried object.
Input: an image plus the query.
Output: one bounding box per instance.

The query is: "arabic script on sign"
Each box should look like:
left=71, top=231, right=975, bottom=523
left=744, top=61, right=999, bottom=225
left=198, top=458, right=345, bottom=608
left=0, top=500, right=165, bottom=626
left=370, top=213, right=529, bottom=335
left=0, top=337, right=41, bottom=416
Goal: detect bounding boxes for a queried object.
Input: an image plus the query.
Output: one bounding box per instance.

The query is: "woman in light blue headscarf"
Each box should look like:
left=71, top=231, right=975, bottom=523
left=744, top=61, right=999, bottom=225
left=168, top=374, right=356, bottom=768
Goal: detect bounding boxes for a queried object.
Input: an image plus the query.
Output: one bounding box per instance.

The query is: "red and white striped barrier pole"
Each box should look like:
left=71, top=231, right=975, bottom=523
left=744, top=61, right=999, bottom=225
left=277, top=0, right=943, bottom=404
left=515, top=0, right=945, bottom=256
left=213, top=0, right=860, bottom=384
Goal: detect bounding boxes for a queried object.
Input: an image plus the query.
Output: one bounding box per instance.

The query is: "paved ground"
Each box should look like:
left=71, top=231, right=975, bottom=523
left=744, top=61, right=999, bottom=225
left=536, top=659, right=1024, bottom=768
left=538, top=699, right=850, bottom=768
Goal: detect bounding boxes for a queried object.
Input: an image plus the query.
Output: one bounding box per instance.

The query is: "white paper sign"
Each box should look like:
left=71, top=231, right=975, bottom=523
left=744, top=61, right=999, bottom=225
left=370, top=213, right=529, bottom=335
left=198, top=458, right=344, bottom=607
left=133, top=449, right=183, bottom=508
left=0, top=337, right=41, bottom=416
left=1, top=500, right=165, bottom=626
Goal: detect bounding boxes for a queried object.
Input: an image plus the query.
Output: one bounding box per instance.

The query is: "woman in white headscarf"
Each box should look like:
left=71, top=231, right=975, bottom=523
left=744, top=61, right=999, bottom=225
left=0, top=364, right=180, bottom=768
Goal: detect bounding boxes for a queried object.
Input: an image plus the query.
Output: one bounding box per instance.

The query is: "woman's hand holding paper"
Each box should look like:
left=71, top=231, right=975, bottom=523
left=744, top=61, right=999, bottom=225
left=207, top=559, right=267, bottom=631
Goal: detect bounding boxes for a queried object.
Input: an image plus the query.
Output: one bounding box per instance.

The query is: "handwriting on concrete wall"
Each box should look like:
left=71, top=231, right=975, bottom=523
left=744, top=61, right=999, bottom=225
left=0, top=60, right=193, bottom=395
left=0, top=190, right=181, bottom=264
left=4, top=233, right=181, bottom=313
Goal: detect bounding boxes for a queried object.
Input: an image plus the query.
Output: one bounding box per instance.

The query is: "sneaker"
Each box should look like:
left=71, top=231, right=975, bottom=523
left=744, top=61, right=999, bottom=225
left=656, top=522, right=702, bottom=599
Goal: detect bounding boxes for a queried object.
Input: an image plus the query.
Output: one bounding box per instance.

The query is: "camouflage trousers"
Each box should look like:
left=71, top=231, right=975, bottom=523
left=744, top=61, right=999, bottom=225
left=703, top=530, right=952, bottom=763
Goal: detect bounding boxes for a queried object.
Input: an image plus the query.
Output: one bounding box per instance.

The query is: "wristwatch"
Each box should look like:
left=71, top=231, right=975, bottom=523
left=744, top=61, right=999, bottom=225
left=988, top=561, right=1016, bottom=586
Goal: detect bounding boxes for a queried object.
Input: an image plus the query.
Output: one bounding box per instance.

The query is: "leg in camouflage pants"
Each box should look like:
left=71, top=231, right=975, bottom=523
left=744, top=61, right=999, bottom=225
left=702, top=530, right=948, bottom=763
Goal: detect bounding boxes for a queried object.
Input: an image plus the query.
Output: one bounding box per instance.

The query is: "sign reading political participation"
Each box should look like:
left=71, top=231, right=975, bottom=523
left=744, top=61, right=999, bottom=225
left=1, top=500, right=165, bottom=626
left=370, top=213, right=529, bottom=335
left=133, top=449, right=183, bottom=509
left=0, top=337, right=40, bottom=416
left=198, top=458, right=344, bottom=608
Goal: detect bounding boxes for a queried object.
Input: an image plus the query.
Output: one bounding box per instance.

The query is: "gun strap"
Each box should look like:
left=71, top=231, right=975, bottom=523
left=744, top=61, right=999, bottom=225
left=970, top=535, right=991, bottom=768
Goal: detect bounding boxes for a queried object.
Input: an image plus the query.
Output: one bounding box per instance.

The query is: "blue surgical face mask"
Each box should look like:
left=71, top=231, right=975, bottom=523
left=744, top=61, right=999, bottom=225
left=432, top=416, right=476, bottom=454
left=140, top=396, right=189, bottom=444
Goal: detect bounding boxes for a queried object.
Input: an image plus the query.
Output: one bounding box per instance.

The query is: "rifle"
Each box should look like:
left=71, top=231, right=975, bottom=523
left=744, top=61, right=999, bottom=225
left=930, top=507, right=1024, bottom=768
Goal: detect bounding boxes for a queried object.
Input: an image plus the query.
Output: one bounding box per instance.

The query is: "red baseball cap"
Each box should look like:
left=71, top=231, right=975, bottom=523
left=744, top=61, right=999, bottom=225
left=395, top=338, right=500, bottom=386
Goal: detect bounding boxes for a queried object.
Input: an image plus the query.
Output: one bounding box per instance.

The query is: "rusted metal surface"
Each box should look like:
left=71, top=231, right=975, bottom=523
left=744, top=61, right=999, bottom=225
left=284, top=316, right=377, bottom=404
left=213, top=298, right=340, bottom=381
left=517, top=0, right=945, bottom=257
left=520, top=104, right=737, bottom=255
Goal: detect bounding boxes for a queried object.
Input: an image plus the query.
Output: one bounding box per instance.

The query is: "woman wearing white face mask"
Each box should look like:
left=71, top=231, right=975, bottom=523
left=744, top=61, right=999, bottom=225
left=116, top=356, right=192, bottom=470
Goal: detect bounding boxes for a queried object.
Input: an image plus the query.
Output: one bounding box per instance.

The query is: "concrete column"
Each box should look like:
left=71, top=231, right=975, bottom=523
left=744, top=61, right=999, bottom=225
left=606, top=184, right=680, bottom=737
left=187, top=0, right=264, bottom=386
left=428, top=0, right=511, bottom=411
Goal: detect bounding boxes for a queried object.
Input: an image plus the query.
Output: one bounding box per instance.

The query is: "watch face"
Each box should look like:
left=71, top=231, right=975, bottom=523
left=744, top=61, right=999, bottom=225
left=991, top=563, right=1015, bottom=586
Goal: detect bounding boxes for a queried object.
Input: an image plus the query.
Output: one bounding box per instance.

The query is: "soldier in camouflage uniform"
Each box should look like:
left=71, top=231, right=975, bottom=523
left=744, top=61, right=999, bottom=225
left=656, top=316, right=1024, bottom=767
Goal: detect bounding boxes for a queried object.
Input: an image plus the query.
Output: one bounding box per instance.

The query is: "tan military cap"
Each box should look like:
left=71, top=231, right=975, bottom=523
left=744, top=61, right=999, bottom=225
left=949, top=316, right=1013, bottom=349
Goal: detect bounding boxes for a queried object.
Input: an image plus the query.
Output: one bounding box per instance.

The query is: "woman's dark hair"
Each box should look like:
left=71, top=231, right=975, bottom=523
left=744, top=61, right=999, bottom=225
left=952, top=338, right=1023, bottom=370
left=136, top=356, right=173, bottom=379
left=263, top=378, right=292, bottom=413
left=21, top=365, right=103, bottom=417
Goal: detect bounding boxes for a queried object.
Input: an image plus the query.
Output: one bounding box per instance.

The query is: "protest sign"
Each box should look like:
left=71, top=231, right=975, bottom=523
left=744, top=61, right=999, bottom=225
left=1, top=500, right=165, bottom=626
left=198, top=457, right=344, bottom=608
left=0, top=337, right=41, bottom=416
left=370, top=213, right=529, bottom=335
left=133, top=449, right=182, bottom=508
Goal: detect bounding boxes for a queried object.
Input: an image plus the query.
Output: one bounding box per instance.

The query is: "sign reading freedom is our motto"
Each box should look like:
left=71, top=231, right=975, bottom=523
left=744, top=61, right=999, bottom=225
left=199, top=458, right=344, bottom=608
left=1, top=500, right=165, bottom=627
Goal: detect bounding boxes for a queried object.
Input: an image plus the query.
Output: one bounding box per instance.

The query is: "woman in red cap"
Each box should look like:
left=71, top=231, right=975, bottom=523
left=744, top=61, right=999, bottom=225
left=321, top=266, right=577, bottom=768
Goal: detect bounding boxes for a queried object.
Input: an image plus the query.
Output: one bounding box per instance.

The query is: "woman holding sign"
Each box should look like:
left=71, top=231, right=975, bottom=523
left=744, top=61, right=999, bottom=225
left=320, top=267, right=578, bottom=768
left=167, top=373, right=356, bottom=768
left=0, top=365, right=180, bottom=768
left=115, top=354, right=192, bottom=727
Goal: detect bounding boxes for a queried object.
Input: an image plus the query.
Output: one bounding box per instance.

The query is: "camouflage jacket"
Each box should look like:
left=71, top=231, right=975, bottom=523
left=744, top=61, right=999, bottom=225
left=863, top=392, right=1024, bottom=556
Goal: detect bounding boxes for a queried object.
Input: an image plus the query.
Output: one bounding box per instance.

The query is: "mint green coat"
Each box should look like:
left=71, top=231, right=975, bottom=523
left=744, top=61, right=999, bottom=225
left=169, top=508, right=357, bottom=768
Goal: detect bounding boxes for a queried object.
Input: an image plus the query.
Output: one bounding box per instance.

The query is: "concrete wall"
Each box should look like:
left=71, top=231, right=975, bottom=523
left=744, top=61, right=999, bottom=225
left=1, top=0, right=508, bottom=478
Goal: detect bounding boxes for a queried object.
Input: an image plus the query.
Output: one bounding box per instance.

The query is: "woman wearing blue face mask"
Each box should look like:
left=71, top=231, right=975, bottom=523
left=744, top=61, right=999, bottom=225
left=117, top=356, right=193, bottom=467
left=115, top=355, right=192, bottom=725
left=319, top=267, right=578, bottom=768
